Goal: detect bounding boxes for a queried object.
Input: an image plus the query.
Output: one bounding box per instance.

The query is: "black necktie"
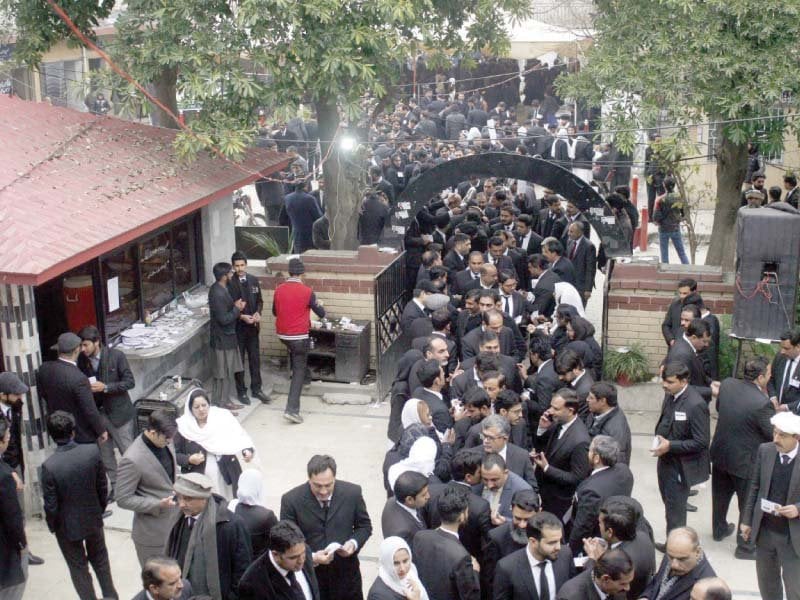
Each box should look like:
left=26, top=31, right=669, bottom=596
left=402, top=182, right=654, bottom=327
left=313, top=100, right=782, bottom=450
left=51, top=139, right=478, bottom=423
left=783, top=455, right=791, bottom=465
left=781, top=359, right=796, bottom=402
left=286, top=570, right=306, bottom=600
left=538, top=561, right=550, bottom=600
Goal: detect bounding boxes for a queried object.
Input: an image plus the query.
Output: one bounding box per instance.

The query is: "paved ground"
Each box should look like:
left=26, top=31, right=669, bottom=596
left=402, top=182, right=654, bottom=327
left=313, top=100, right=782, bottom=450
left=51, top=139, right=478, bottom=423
left=22, top=381, right=763, bottom=599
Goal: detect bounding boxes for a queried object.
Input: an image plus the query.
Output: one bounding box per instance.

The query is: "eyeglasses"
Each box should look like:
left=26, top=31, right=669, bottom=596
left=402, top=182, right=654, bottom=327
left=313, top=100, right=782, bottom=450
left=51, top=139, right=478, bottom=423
left=480, top=433, right=507, bottom=442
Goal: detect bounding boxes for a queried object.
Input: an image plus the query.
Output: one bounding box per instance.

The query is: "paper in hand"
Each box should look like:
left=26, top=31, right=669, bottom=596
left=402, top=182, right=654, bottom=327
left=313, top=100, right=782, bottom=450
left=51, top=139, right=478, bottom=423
left=324, top=542, right=343, bottom=554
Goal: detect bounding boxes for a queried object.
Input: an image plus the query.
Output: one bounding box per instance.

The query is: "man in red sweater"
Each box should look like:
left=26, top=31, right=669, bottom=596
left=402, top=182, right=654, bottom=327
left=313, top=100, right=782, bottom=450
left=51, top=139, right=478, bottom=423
left=273, top=259, right=326, bottom=423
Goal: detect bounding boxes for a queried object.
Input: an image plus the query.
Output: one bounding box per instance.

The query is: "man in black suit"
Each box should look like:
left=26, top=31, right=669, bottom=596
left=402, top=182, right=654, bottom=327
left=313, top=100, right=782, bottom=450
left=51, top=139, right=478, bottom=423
left=455, top=343, right=522, bottom=399
left=400, top=283, right=435, bottom=333
left=381, top=471, right=428, bottom=546
left=661, top=278, right=698, bottom=347
left=710, top=357, right=774, bottom=555
left=557, top=548, right=634, bottom=600
left=526, top=254, right=559, bottom=317
left=411, top=309, right=459, bottom=375
left=665, top=318, right=719, bottom=402
left=493, top=511, right=576, bottom=600
left=240, top=520, right=321, bottom=600
left=228, top=251, right=271, bottom=405
left=586, top=382, right=632, bottom=465
left=444, top=233, right=472, bottom=274
left=532, top=388, right=592, bottom=520
left=589, top=499, right=656, bottom=600
left=0, top=419, right=27, bottom=600
left=461, top=311, right=518, bottom=363
left=740, top=412, right=800, bottom=600
left=37, top=332, right=107, bottom=445
left=566, top=436, right=634, bottom=555
left=41, top=411, right=117, bottom=600
left=498, top=270, right=531, bottom=327
left=410, top=359, right=452, bottom=435
left=653, top=362, right=711, bottom=536
left=537, top=194, right=567, bottom=240
left=413, top=486, right=481, bottom=600
left=78, top=325, right=135, bottom=499
left=564, top=222, right=596, bottom=306
left=280, top=455, right=372, bottom=600
left=452, top=252, right=485, bottom=300
left=640, top=527, right=716, bottom=600
left=520, top=332, right=560, bottom=429
left=555, top=350, right=594, bottom=420
left=208, top=262, right=246, bottom=411
left=422, top=450, right=492, bottom=570
left=285, top=181, right=324, bottom=253
left=542, top=238, right=576, bottom=287
left=480, top=414, right=537, bottom=490
left=485, top=236, right=516, bottom=274
left=516, top=214, right=543, bottom=256
left=133, top=556, right=193, bottom=600
left=483, top=490, right=539, bottom=596
left=768, top=328, right=800, bottom=413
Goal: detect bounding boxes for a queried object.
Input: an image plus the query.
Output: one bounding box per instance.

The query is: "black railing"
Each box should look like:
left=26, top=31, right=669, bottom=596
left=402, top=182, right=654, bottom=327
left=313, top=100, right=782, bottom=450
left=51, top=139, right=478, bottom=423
left=374, top=252, right=408, bottom=401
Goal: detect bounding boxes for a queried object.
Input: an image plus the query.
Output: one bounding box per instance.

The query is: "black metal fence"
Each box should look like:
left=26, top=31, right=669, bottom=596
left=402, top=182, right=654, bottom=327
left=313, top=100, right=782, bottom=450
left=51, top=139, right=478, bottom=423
left=374, top=252, right=409, bottom=402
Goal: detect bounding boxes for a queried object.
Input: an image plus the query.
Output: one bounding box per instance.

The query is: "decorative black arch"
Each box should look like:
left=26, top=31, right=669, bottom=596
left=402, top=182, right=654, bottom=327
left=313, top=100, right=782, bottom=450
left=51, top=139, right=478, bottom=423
left=390, top=152, right=632, bottom=257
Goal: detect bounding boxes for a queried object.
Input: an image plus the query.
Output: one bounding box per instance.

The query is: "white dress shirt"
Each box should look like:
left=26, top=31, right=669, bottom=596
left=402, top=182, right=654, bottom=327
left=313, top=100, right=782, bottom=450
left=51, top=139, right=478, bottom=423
left=525, top=547, right=556, bottom=600
left=269, top=551, right=312, bottom=600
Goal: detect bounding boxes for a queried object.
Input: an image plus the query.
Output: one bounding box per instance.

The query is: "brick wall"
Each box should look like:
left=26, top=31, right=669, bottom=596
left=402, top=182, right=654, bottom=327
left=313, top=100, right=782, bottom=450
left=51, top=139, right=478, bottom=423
left=606, top=261, right=735, bottom=372
left=257, top=247, right=398, bottom=365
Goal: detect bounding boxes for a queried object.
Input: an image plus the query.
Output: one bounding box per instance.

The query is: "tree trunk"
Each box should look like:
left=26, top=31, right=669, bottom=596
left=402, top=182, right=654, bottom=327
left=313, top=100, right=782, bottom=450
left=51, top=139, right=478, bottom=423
left=315, top=100, right=362, bottom=250
left=705, top=132, right=747, bottom=269
left=148, top=66, right=179, bottom=129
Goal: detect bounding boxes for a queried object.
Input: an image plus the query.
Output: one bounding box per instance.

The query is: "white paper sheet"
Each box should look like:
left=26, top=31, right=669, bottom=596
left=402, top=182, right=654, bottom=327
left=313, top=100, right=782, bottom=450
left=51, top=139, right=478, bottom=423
left=107, top=277, right=120, bottom=312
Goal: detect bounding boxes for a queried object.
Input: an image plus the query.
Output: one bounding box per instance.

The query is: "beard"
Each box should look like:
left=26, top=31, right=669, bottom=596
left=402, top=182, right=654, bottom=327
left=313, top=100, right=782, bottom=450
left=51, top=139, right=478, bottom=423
left=510, top=526, right=529, bottom=545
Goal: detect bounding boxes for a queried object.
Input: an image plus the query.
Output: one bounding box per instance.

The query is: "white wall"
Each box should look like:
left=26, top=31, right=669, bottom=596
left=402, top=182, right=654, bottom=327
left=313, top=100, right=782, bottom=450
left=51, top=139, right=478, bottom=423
left=201, top=193, right=236, bottom=285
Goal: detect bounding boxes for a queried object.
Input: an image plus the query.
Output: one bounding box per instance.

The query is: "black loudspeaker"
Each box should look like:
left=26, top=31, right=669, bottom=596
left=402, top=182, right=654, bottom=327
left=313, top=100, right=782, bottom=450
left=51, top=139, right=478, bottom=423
left=732, top=204, right=800, bottom=340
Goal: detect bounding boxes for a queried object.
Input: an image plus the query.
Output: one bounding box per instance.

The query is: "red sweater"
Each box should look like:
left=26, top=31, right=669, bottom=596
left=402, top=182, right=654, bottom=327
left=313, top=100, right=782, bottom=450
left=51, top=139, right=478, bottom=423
left=273, top=279, right=320, bottom=339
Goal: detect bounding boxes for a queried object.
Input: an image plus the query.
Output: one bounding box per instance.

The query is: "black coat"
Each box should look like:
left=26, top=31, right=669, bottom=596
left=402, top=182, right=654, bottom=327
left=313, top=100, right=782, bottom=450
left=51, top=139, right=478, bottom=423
left=661, top=298, right=684, bottom=346
left=481, top=522, right=526, bottom=596
left=567, top=463, right=634, bottom=555
left=410, top=387, right=453, bottom=434
left=444, top=250, right=468, bottom=274
left=367, top=577, right=405, bottom=600
left=534, top=418, right=592, bottom=519
left=641, top=555, right=715, bottom=600
left=550, top=257, right=576, bottom=287
left=0, top=461, right=25, bottom=589
left=587, top=407, right=632, bottom=465
left=381, top=498, right=425, bottom=546
left=666, top=337, right=712, bottom=401
left=280, top=481, right=372, bottom=600
left=555, top=569, right=600, bottom=600
left=524, top=360, right=560, bottom=424
left=566, top=237, right=596, bottom=294
left=1, top=403, right=23, bottom=473
left=358, top=196, right=390, bottom=245
left=620, top=532, right=656, bottom=600
left=482, top=444, right=538, bottom=491
left=461, top=326, right=518, bottom=363
left=412, top=528, right=481, bottom=600
left=285, top=190, right=324, bottom=253
left=654, top=385, right=711, bottom=487
left=41, top=441, right=107, bottom=541
left=493, top=546, right=575, bottom=600
left=768, top=353, right=800, bottom=412
left=710, top=378, right=774, bottom=476
left=400, top=300, right=428, bottom=333
left=78, top=347, right=136, bottom=427
left=208, top=282, right=241, bottom=350
left=458, top=355, right=523, bottom=394
left=234, top=503, right=277, bottom=560
left=239, top=546, right=321, bottom=600
left=422, top=481, right=492, bottom=564
left=227, top=273, right=264, bottom=334
left=37, top=359, right=105, bottom=443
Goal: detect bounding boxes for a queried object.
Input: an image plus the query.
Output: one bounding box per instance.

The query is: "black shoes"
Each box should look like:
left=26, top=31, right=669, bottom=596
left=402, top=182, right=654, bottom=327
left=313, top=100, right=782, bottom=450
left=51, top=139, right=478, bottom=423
left=734, top=547, right=756, bottom=560
left=713, top=523, right=736, bottom=542
left=283, top=412, right=304, bottom=424
left=253, top=390, right=272, bottom=404
left=689, top=489, right=699, bottom=497
left=655, top=542, right=666, bottom=553
left=686, top=502, right=698, bottom=512
left=27, top=553, right=44, bottom=566
left=237, top=393, right=252, bottom=406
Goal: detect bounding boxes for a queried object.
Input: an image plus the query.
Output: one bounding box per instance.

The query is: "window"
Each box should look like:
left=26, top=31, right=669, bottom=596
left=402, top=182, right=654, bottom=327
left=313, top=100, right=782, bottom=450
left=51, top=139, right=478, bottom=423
left=139, top=231, right=174, bottom=316
left=707, top=109, right=785, bottom=163
left=101, top=246, right=140, bottom=339
left=172, top=219, right=201, bottom=294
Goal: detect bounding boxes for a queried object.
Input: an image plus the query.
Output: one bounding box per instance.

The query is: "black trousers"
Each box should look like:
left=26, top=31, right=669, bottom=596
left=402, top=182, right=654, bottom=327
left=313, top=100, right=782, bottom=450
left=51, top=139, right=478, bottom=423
left=711, top=465, right=753, bottom=551
left=235, top=325, right=262, bottom=395
left=756, top=527, right=800, bottom=600
left=281, top=338, right=309, bottom=415
left=316, top=558, right=363, bottom=600
left=657, top=456, right=689, bottom=534
left=56, top=528, right=117, bottom=600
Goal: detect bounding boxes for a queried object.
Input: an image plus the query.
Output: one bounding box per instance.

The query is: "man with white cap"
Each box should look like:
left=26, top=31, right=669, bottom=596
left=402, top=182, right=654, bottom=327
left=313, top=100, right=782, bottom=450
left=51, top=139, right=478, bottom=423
left=37, top=332, right=107, bottom=444
left=165, top=472, right=252, bottom=600
left=741, top=411, right=800, bottom=600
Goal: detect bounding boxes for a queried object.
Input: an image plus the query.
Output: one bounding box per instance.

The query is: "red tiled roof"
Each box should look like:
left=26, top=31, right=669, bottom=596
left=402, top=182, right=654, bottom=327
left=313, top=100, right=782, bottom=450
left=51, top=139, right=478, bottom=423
left=0, top=96, right=290, bottom=286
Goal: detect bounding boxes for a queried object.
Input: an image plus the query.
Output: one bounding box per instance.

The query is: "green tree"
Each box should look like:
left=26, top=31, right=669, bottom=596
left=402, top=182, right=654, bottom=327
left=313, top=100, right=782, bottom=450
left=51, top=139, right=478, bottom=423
left=4, top=0, right=532, bottom=249
left=558, top=0, right=799, bottom=268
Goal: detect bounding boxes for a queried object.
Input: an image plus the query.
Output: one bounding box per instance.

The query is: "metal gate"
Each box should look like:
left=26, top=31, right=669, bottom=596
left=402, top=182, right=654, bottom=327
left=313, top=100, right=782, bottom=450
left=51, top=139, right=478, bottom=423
left=374, top=252, right=409, bottom=402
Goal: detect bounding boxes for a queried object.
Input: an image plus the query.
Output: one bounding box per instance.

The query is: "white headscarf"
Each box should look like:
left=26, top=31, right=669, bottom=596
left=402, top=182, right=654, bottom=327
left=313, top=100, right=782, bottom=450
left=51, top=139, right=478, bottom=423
left=176, top=390, right=255, bottom=456
left=387, top=436, right=437, bottom=491
left=228, top=469, right=266, bottom=511
left=401, top=399, right=425, bottom=429
left=378, top=537, right=430, bottom=600
left=553, top=281, right=586, bottom=318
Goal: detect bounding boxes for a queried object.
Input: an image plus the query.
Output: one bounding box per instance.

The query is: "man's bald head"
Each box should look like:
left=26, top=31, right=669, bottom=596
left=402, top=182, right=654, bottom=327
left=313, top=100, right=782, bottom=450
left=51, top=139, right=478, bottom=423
left=666, top=527, right=702, bottom=577
left=690, top=577, right=731, bottom=600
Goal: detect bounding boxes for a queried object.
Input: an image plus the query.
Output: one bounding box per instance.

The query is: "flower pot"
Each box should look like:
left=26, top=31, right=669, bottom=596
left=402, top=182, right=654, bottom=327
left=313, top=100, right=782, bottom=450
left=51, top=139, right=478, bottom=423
left=615, top=373, right=632, bottom=387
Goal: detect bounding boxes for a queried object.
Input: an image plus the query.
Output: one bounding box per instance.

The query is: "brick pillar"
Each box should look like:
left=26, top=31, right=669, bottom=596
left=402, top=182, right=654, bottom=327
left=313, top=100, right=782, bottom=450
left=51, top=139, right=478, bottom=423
left=0, top=284, right=53, bottom=515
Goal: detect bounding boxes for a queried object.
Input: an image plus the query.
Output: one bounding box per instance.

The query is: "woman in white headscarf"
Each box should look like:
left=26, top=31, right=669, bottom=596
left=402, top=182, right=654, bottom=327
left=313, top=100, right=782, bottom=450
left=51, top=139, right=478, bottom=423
left=367, top=536, right=429, bottom=600
left=228, top=470, right=276, bottom=559
left=553, top=281, right=586, bottom=318
left=174, top=388, right=257, bottom=499
left=400, top=398, right=432, bottom=430
left=387, top=436, right=437, bottom=492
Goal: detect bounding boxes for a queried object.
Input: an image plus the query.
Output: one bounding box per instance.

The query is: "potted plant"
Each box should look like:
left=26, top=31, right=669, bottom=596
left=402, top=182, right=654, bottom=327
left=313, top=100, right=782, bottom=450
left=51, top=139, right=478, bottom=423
left=603, top=344, right=651, bottom=386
